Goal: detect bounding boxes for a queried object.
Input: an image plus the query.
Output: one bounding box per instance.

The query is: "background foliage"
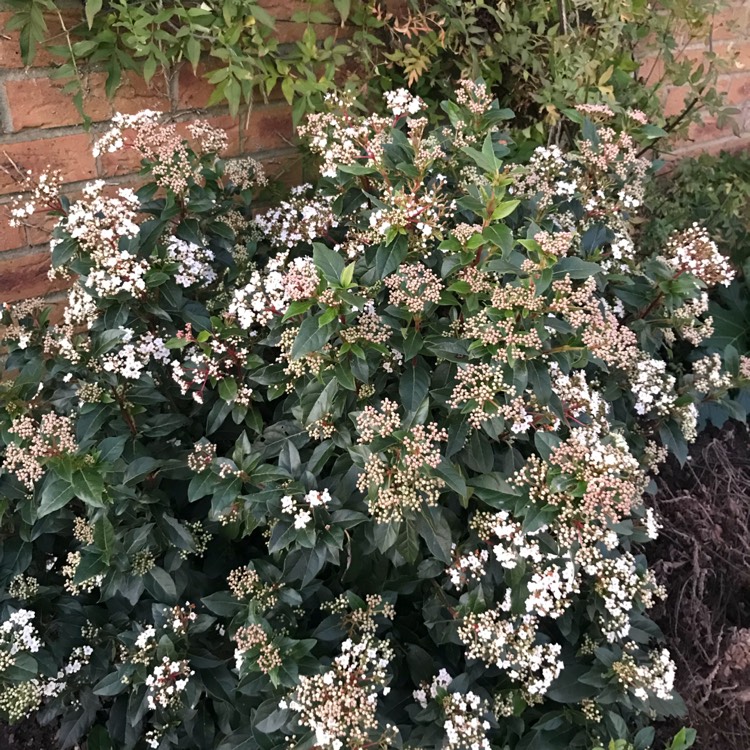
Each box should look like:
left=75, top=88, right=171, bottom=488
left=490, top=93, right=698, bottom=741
left=2, top=0, right=739, bottom=139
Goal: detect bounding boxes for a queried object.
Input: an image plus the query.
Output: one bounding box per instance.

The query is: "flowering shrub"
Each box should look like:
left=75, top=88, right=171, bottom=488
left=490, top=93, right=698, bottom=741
left=0, top=85, right=746, bottom=749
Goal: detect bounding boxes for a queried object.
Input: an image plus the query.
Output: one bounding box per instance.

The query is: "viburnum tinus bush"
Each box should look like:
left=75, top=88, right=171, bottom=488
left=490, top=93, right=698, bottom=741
left=0, top=88, right=747, bottom=750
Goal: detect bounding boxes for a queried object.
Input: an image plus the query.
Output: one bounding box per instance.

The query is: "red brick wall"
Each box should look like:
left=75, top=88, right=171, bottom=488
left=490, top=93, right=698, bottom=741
left=0, top=1, right=749, bottom=304
left=649, top=0, right=750, bottom=158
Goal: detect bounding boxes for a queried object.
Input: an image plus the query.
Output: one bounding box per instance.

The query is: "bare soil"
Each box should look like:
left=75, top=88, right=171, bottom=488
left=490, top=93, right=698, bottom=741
left=0, top=716, right=59, bottom=749
left=652, top=422, right=750, bottom=749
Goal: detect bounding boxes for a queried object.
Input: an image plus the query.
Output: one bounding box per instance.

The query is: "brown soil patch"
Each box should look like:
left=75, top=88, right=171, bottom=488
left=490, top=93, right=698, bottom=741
left=653, top=422, right=750, bottom=748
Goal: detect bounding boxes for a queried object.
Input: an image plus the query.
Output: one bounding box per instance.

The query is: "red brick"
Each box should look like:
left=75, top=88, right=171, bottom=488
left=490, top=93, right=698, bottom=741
left=708, top=4, right=750, bottom=42
left=0, top=205, right=26, bottom=252
left=245, top=103, right=295, bottom=152
left=177, top=63, right=218, bottom=111
left=4, top=73, right=111, bottom=131
left=97, top=144, right=144, bottom=180
left=111, top=72, right=171, bottom=115
left=636, top=55, right=665, bottom=86
left=0, top=250, right=67, bottom=302
left=0, top=133, right=96, bottom=195
left=670, top=133, right=750, bottom=159
left=727, top=72, right=750, bottom=105
left=24, top=208, right=61, bottom=249
left=260, top=149, right=304, bottom=187
left=260, top=0, right=329, bottom=21
left=682, top=40, right=750, bottom=73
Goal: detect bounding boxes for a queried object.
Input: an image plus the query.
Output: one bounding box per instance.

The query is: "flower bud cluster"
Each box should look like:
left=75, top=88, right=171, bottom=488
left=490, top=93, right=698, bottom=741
left=357, top=423, right=448, bottom=522
left=226, top=567, right=279, bottom=609
left=224, top=157, right=268, bottom=190
left=340, top=306, right=392, bottom=346
left=7, top=575, right=39, bottom=601
left=62, top=551, right=104, bottom=595
left=282, top=256, right=320, bottom=301
left=356, top=398, right=401, bottom=443
left=3, top=414, right=78, bottom=490
left=187, top=440, right=216, bottom=473
left=385, top=263, right=443, bottom=314
left=233, top=623, right=281, bottom=674
left=691, top=352, right=732, bottom=394
left=670, top=293, right=713, bottom=345
left=455, top=79, right=494, bottom=116
left=448, top=361, right=507, bottom=428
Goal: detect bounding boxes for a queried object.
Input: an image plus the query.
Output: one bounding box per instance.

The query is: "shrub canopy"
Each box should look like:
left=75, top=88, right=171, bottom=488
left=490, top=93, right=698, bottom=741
left=0, top=86, right=746, bottom=750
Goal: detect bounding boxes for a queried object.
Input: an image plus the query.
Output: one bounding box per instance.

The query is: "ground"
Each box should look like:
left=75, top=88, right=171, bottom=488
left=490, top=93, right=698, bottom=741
left=653, top=421, right=750, bottom=749
left=0, top=716, right=59, bottom=748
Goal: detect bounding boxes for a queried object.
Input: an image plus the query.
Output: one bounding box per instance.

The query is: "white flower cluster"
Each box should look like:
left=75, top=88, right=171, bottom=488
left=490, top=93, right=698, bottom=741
left=487, top=511, right=544, bottom=570
left=281, top=488, right=332, bottom=530
left=513, top=145, right=579, bottom=208
left=414, top=670, right=491, bottom=750
left=41, top=644, right=94, bottom=699
left=102, top=329, right=170, bottom=380
left=228, top=252, right=290, bottom=332
left=525, top=556, right=579, bottom=620
left=630, top=357, right=678, bottom=416
left=383, top=88, right=425, bottom=118
left=662, top=223, right=734, bottom=287
left=9, top=169, right=63, bottom=226
left=446, top=547, right=489, bottom=588
left=255, top=186, right=339, bottom=250
left=366, top=179, right=451, bottom=252
left=692, top=352, right=732, bottom=394
left=0, top=610, right=41, bottom=664
left=166, top=236, right=217, bottom=288
left=92, top=110, right=162, bottom=156
left=63, top=285, right=98, bottom=328
left=614, top=648, right=676, bottom=701
left=145, top=657, right=194, bottom=711
left=60, top=180, right=146, bottom=298
left=413, top=668, right=452, bottom=708
left=442, top=690, right=491, bottom=750
left=282, top=634, right=394, bottom=750
left=549, top=362, right=609, bottom=432
left=473, top=511, right=578, bottom=620
left=458, top=610, right=563, bottom=699
left=581, top=553, right=658, bottom=641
